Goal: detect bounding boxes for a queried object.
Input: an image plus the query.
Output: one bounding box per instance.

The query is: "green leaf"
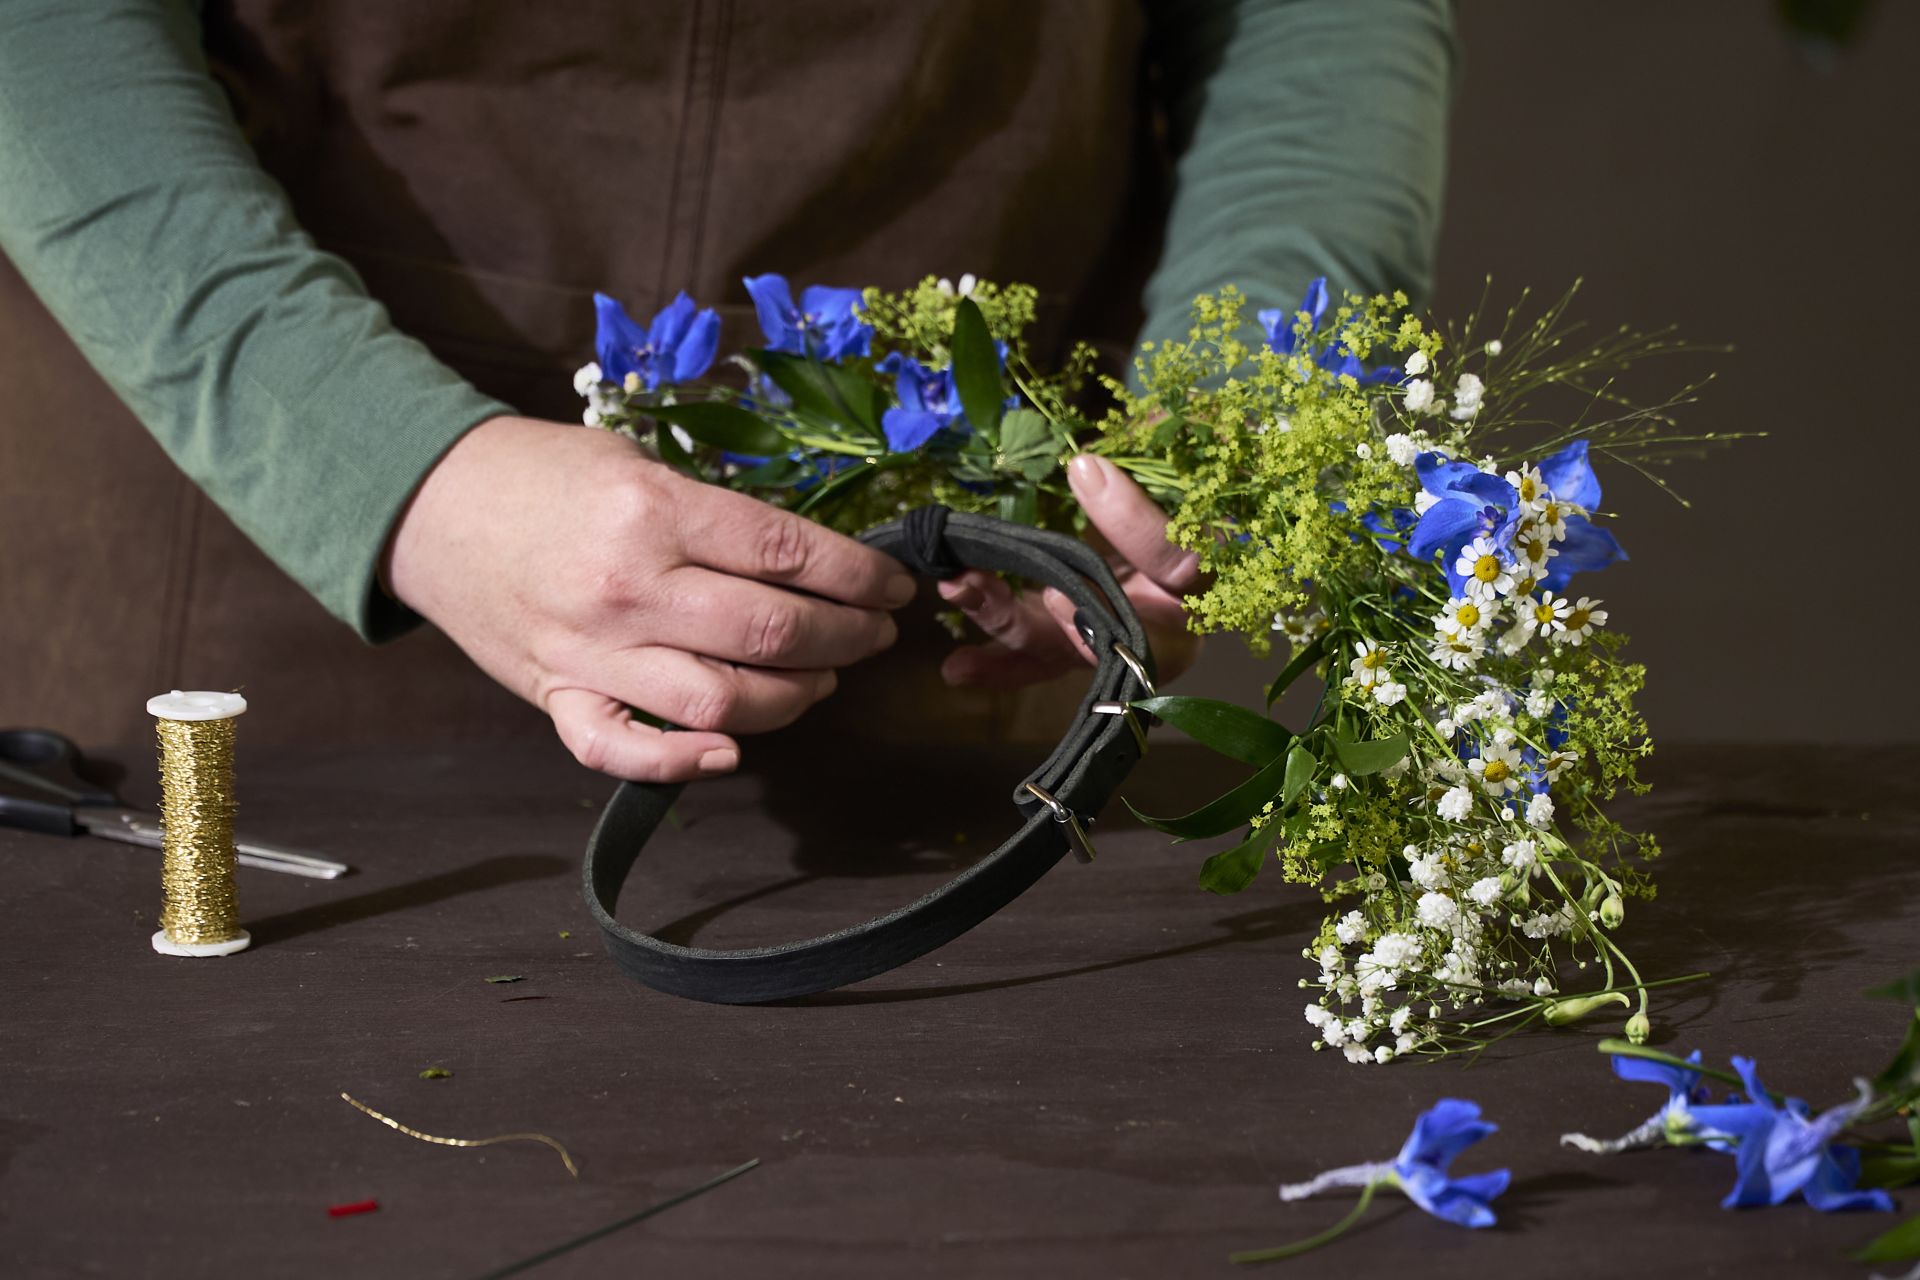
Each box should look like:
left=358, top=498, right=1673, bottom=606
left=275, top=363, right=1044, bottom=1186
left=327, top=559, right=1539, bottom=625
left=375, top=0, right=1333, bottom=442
left=648, top=402, right=786, bottom=456
left=997, top=484, right=1038, bottom=527
left=1860, top=1156, right=1920, bottom=1191
left=1281, top=744, right=1317, bottom=809
left=1125, top=750, right=1290, bottom=841
left=731, top=455, right=809, bottom=488
left=1332, top=732, right=1409, bottom=777
left=1147, top=414, right=1183, bottom=451
left=1132, top=695, right=1292, bottom=768
left=1266, top=634, right=1329, bottom=706
left=753, top=349, right=874, bottom=433
left=793, top=460, right=878, bottom=516
left=1198, top=828, right=1272, bottom=896
left=1853, top=1213, right=1920, bottom=1264
left=1868, top=969, right=1920, bottom=1005
left=1015, top=454, right=1058, bottom=482
left=484, top=975, right=524, bottom=985
left=950, top=298, right=1006, bottom=438
left=1873, top=1009, right=1920, bottom=1095
left=652, top=422, right=700, bottom=476
left=999, top=408, right=1053, bottom=457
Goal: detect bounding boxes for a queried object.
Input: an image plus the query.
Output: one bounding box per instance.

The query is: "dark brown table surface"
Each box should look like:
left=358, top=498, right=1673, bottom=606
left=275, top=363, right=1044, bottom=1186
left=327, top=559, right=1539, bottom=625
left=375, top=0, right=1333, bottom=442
left=3, top=735, right=1916, bottom=1279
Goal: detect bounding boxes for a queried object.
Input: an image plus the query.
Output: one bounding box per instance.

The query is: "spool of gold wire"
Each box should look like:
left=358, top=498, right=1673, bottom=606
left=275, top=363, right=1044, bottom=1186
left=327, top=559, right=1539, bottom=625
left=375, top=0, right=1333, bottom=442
left=147, top=690, right=251, bottom=957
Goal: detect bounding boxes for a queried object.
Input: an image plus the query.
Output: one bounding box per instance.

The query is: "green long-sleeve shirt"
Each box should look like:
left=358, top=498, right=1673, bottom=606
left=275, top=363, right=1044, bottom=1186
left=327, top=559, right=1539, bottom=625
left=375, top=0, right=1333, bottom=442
left=0, top=0, right=1454, bottom=642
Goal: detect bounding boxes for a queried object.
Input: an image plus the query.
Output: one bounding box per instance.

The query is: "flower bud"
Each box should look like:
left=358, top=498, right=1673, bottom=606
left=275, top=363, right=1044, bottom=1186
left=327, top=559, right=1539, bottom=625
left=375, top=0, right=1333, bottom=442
left=1624, top=1012, right=1651, bottom=1044
left=1600, top=895, right=1625, bottom=928
left=1542, top=991, right=1630, bottom=1026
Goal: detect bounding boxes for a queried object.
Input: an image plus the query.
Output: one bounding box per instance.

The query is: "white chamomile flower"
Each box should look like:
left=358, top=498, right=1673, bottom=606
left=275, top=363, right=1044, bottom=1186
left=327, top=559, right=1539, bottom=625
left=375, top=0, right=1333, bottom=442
left=1521, top=590, right=1572, bottom=638
left=1434, top=596, right=1496, bottom=639
left=1349, top=639, right=1391, bottom=688
left=1468, top=876, right=1505, bottom=907
left=1485, top=339, right=1503, bottom=356
left=1453, top=537, right=1516, bottom=602
left=1273, top=610, right=1328, bottom=644
left=573, top=362, right=604, bottom=397
left=1385, top=432, right=1420, bottom=466
left=1449, top=372, right=1485, bottom=420
left=1504, top=465, right=1548, bottom=512
left=1525, top=689, right=1553, bottom=718
left=1512, top=529, right=1560, bottom=580
left=1373, top=680, right=1408, bottom=707
left=936, top=273, right=978, bottom=298
left=1552, top=597, right=1609, bottom=646
left=1469, top=738, right=1526, bottom=796
left=1534, top=497, right=1576, bottom=541
left=1429, top=632, right=1485, bottom=672
left=1526, top=793, right=1556, bottom=829
left=1405, top=349, right=1430, bottom=377
left=1403, top=378, right=1436, bottom=414
left=1437, top=785, right=1474, bottom=822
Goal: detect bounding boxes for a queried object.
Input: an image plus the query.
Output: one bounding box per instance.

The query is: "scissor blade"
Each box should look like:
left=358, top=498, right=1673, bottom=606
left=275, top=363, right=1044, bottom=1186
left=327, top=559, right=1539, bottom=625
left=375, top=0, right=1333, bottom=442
left=74, top=808, right=351, bottom=880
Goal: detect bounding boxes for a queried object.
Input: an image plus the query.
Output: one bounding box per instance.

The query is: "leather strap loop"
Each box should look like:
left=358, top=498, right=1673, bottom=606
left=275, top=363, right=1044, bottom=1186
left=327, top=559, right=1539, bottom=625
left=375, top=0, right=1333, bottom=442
left=583, top=507, right=1155, bottom=1004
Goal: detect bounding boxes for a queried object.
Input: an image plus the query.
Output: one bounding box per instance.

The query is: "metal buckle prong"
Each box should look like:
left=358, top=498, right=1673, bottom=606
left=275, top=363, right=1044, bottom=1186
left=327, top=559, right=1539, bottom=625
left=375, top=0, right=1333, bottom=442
left=1111, top=642, right=1156, bottom=697
left=1091, top=701, right=1149, bottom=755
left=1022, top=781, right=1097, bottom=863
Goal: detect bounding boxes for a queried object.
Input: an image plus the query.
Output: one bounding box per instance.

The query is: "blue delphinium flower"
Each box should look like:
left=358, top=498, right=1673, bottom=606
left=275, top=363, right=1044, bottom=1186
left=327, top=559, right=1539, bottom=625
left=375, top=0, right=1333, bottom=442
left=1530, top=440, right=1626, bottom=589
left=1688, top=1058, right=1896, bottom=1213
left=1273, top=1098, right=1511, bottom=1228
left=1562, top=1051, right=1733, bottom=1154
left=1257, top=276, right=1401, bottom=384
left=593, top=291, right=721, bottom=391
left=876, top=352, right=965, bottom=452
left=743, top=273, right=872, bottom=360
left=1407, top=452, right=1522, bottom=593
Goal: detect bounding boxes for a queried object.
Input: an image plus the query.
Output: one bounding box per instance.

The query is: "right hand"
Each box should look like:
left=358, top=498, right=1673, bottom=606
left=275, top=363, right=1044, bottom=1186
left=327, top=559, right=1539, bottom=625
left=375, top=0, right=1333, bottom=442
left=382, top=416, right=916, bottom=782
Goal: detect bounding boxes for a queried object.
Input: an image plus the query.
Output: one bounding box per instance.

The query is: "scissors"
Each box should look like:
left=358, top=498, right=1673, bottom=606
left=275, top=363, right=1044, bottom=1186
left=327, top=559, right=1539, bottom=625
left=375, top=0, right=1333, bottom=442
left=0, top=727, right=350, bottom=880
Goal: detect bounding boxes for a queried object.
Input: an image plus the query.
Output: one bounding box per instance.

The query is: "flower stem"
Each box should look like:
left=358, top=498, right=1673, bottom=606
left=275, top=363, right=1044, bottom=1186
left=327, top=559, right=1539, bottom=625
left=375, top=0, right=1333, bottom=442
left=1230, top=1181, right=1378, bottom=1265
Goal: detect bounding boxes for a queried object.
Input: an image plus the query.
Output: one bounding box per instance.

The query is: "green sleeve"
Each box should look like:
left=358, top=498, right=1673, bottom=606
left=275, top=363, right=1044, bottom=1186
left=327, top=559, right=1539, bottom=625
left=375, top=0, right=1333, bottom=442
left=0, top=0, right=514, bottom=641
left=1139, top=0, right=1458, bottom=350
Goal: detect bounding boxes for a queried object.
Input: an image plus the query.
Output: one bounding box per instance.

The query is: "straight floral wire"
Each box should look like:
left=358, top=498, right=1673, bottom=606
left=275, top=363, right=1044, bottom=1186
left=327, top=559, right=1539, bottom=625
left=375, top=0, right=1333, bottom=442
left=1233, top=1100, right=1510, bottom=1265
left=340, top=1093, right=580, bottom=1179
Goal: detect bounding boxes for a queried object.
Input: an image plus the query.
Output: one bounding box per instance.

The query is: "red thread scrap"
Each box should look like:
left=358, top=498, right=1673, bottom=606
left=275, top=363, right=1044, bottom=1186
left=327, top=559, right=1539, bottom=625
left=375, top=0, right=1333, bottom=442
left=327, top=1199, right=379, bottom=1219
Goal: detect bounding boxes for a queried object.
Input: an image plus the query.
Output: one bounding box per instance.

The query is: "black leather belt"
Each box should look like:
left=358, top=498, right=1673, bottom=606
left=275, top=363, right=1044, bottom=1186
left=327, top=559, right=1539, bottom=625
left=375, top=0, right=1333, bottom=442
left=582, top=506, right=1157, bottom=1004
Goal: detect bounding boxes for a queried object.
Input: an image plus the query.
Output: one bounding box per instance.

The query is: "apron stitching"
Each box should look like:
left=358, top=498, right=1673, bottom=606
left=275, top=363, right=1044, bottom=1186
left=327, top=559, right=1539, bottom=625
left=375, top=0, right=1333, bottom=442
left=684, top=0, right=734, bottom=287
left=652, top=2, right=708, bottom=306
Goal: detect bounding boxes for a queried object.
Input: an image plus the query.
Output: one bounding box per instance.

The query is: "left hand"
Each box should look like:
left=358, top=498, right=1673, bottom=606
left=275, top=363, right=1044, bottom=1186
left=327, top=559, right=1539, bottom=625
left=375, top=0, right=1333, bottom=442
left=938, top=454, right=1204, bottom=689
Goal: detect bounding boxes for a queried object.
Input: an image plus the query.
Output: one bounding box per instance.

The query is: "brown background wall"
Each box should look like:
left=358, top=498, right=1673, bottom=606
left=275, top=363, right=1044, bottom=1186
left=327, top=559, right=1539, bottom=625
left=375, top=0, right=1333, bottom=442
left=1182, top=0, right=1920, bottom=743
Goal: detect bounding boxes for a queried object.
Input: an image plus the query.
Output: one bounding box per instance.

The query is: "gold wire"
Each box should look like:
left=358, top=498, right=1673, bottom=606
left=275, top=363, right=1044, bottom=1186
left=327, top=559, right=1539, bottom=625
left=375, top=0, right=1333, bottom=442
left=155, top=715, right=244, bottom=945
left=340, top=1093, right=581, bottom=1178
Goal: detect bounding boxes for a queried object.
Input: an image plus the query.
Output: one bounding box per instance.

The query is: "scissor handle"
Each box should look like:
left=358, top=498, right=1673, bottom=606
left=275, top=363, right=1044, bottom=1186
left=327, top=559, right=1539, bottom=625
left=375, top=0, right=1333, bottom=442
left=0, top=729, right=117, bottom=807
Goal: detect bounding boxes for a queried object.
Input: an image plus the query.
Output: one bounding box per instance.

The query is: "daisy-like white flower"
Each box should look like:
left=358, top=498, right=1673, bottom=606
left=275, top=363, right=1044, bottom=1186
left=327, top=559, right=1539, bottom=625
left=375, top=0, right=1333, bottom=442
left=1521, top=591, right=1572, bottom=638
left=1553, top=597, right=1609, bottom=646
left=1273, top=609, right=1327, bottom=644
left=1433, top=596, right=1496, bottom=639
left=1374, top=681, right=1409, bottom=707
left=1429, top=633, right=1485, bottom=672
left=1404, top=378, right=1436, bottom=414
left=1469, top=736, right=1526, bottom=796
left=1511, top=529, right=1560, bottom=579
left=1350, top=639, right=1391, bottom=688
left=1453, top=537, right=1516, bottom=602
left=1504, top=464, right=1548, bottom=512
left=1534, top=497, right=1576, bottom=541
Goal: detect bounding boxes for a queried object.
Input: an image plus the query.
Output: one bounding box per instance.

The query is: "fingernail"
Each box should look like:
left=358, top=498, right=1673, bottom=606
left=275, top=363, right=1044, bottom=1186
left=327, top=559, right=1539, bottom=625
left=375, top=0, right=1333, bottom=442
left=698, top=747, right=739, bottom=774
left=938, top=578, right=980, bottom=609
left=884, top=573, right=917, bottom=607
left=1067, top=454, right=1110, bottom=497
left=872, top=614, right=899, bottom=653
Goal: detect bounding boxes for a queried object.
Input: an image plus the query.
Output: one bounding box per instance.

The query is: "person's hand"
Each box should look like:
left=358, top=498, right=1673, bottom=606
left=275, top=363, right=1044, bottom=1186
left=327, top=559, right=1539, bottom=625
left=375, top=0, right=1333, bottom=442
left=383, top=416, right=915, bottom=782
left=937, top=454, right=1203, bottom=689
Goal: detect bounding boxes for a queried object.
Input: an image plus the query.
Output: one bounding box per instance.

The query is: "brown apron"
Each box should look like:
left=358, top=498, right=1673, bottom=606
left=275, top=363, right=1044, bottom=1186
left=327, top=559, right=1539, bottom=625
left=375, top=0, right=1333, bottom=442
left=0, top=1, right=1160, bottom=750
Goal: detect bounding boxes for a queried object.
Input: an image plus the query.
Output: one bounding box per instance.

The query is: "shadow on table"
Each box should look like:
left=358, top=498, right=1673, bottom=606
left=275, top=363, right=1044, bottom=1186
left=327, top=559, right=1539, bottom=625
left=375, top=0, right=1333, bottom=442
left=245, top=853, right=569, bottom=945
